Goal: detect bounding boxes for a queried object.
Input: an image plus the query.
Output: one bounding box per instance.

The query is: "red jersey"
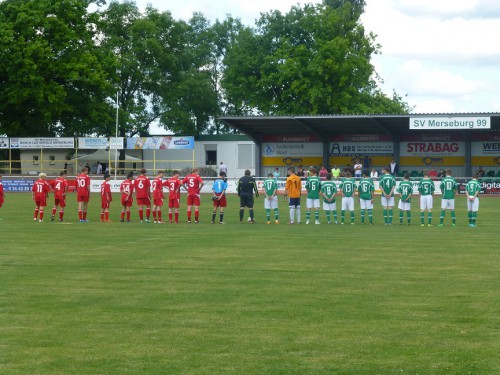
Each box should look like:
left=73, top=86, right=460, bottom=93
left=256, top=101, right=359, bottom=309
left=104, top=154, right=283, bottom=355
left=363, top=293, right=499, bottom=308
left=120, top=179, right=134, bottom=201
left=32, top=179, right=51, bottom=200
left=76, top=173, right=90, bottom=197
left=165, top=177, right=182, bottom=199
left=134, top=175, right=151, bottom=199
left=53, top=177, right=68, bottom=199
left=0, top=181, right=4, bottom=205
left=152, top=177, right=165, bottom=200
left=182, top=174, right=203, bottom=195
left=101, top=181, right=112, bottom=202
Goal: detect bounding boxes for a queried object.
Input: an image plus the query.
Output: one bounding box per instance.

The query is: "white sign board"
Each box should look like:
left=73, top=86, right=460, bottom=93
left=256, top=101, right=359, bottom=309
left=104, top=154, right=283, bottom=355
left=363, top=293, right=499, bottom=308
left=410, top=116, right=490, bottom=130
left=10, top=137, right=74, bottom=149
left=262, top=142, right=322, bottom=157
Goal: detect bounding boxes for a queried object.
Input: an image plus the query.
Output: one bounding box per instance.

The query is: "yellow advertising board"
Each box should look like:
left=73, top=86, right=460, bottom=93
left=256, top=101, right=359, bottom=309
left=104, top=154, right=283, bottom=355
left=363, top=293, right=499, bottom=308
left=261, top=157, right=323, bottom=167
left=399, top=156, right=465, bottom=167
left=471, top=156, right=500, bottom=167
left=329, top=156, right=392, bottom=167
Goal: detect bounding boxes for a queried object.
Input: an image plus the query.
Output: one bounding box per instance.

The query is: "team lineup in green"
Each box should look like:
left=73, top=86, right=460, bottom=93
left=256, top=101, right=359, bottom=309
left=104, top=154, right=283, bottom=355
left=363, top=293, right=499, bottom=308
left=1, top=165, right=482, bottom=227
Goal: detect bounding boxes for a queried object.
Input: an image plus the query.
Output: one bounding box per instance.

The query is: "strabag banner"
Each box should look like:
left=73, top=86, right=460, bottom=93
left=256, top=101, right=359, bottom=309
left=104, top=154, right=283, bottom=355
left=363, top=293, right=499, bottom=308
left=126, top=137, right=194, bottom=150
left=399, top=134, right=465, bottom=166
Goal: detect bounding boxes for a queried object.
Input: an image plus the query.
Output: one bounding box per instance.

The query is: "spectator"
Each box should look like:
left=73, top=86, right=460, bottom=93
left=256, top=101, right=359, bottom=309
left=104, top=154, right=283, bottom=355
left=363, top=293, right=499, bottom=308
left=331, top=165, right=341, bottom=180
left=477, top=166, right=485, bottom=178
left=370, top=168, right=379, bottom=179
left=429, top=167, right=438, bottom=179
left=318, top=165, right=328, bottom=179
left=389, top=159, right=398, bottom=176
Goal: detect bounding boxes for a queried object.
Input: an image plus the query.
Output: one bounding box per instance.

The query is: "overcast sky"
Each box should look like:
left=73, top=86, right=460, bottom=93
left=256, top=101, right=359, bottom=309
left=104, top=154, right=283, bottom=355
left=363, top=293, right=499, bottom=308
left=128, top=0, right=500, bottom=123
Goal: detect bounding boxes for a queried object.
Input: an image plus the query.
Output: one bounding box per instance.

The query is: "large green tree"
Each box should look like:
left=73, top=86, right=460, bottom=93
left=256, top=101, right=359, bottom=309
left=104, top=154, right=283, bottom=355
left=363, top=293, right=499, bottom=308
left=0, top=0, right=113, bottom=137
left=223, top=0, right=410, bottom=115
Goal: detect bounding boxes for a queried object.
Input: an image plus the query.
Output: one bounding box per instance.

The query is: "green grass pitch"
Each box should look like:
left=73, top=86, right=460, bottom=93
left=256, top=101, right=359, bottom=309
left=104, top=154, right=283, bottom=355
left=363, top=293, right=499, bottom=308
left=1, top=193, right=499, bottom=374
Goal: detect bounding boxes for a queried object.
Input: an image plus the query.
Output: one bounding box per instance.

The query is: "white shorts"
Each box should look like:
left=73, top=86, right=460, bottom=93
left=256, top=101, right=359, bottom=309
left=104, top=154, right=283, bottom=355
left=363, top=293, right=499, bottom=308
left=381, top=196, right=394, bottom=207
left=467, top=197, right=479, bottom=212
left=360, top=199, right=373, bottom=210
left=420, top=195, right=433, bottom=210
left=398, top=200, right=411, bottom=211
left=441, top=199, right=455, bottom=210
left=264, top=196, right=278, bottom=209
left=323, top=202, right=337, bottom=211
left=306, top=198, right=320, bottom=209
left=342, top=197, right=355, bottom=211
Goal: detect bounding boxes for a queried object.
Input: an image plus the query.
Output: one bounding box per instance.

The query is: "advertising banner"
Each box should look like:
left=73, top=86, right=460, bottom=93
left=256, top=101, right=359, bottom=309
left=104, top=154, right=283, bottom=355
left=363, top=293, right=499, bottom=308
left=9, top=137, right=74, bottom=149
left=470, top=133, right=500, bottom=166
left=262, top=139, right=322, bottom=167
left=109, top=137, right=124, bottom=150
left=127, top=136, right=194, bottom=150
left=0, top=138, right=9, bottom=149
left=400, top=134, right=465, bottom=166
left=329, top=135, right=393, bottom=167
left=410, top=116, right=490, bottom=130
left=2, top=179, right=35, bottom=192
left=78, top=137, right=108, bottom=149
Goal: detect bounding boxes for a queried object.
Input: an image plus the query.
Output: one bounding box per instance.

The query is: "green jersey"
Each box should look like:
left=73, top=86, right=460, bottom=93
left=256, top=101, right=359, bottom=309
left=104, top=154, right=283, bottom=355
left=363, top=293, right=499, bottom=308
left=305, top=176, right=321, bottom=199
left=379, top=173, right=396, bottom=196
left=340, top=178, right=357, bottom=198
left=358, top=178, right=374, bottom=200
left=465, top=179, right=481, bottom=197
left=321, top=180, right=337, bottom=203
left=440, top=176, right=457, bottom=199
left=263, top=178, right=277, bottom=197
left=418, top=178, right=435, bottom=196
left=398, top=180, right=413, bottom=202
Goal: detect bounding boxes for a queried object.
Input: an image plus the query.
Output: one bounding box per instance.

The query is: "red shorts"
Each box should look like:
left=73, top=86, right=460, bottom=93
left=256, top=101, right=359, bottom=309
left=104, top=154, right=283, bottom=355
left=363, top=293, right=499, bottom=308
left=101, top=199, right=110, bottom=209
left=121, top=197, right=133, bottom=207
left=187, top=194, right=200, bottom=206
left=153, top=198, right=164, bottom=206
left=54, top=198, right=66, bottom=208
left=77, top=195, right=89, bottom=203
left=213, top=194, right=227, bottom=207
left=35, top=199, right=47, bottom=207
left=168, top=198, right=179, bottom=208
left=136, top=197, right=151, bottom=206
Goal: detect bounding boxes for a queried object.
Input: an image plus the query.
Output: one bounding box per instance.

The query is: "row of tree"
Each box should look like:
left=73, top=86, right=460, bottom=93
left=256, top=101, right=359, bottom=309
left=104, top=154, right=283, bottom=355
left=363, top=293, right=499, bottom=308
left=0, top=0, right=411, bottom=139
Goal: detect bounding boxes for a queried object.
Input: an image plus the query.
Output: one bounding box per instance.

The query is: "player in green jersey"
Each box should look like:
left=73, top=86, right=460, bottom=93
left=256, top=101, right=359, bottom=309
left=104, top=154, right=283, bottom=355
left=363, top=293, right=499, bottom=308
left=379, top=167, right=396, bottom=225
left=339, top=171, right=357, bottom=224
left=465, top=174, right=481, bottom=227
left=320, top=173, right=339, bottom=224
left=418, top=170, right=435, bottom=226
left=263, top=173, right=279, bottom=224
left=358, top=171, right=374, bottom=224
left=397, top=173, right=413, bottom=225
left=439, top=169, right=457, bottom=226
left=305, top=167, right=322, bottom=224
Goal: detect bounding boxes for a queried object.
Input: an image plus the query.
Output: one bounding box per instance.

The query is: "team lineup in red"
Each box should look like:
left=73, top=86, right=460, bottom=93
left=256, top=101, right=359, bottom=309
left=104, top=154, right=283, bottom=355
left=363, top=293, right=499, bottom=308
left=28, top=167, right=204, bottom=224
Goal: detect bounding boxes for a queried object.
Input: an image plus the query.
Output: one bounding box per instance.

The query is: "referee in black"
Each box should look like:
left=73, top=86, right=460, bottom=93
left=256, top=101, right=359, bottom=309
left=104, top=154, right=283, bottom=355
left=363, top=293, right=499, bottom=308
left=237, top=169, right=259, bottom=223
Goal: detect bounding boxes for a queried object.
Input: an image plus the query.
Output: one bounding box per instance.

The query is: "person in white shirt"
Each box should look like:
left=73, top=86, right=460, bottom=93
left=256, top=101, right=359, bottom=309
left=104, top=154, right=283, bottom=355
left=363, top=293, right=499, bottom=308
left=370, top=169, right=379, bottom=179
left=354, top=159, right=362, bottom=178
left=390, top=160, right=398, bottom=175
left=219, top=162, right=227, bottom=175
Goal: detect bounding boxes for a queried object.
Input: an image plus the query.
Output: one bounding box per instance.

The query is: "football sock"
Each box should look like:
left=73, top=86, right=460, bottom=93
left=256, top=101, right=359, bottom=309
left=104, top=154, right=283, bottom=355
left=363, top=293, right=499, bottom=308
left=100, top=212, right=105, bottom=221
left=126, top=211, right=131, bottom=221
left=52, top=207, right=57, bottom=216
left=158, top=211, right=162, bottom=221
left=220, top=213, right=224, bottom=223
left=383, top=209, right=387, bottom=223
left=187, top=211, right=192, bottom=221
left=121, top=210, right=125, bottom=220
left=266, top=209, right=271, bottom=221
left=169, top=212, right=173, bottom=221
left=399, top=210, right=404, bottom=224
left=139, top=209, right=144, bottom=220
left=468, top=211, right=472, bottom=223
left=175, top=212, right=179, bottom=222
left=333, top=211, right=338, bottom=222
left=306, top=211, right=311, bottom=222
left=326, top=211, right=331, bottom=222
left=407, top=211, right=411, bottom=224
left=472, top=212, right=477, bottom=224
left=440, top=210, right=445, bottom=224
left=249, top=209, right=254, bottom=220
left=240, top=208, right=244, bottom=221
left=350, top=211, right=354, bottom=223
left=428, top=212, right=432, bottom=224
left=105, top=212, right=109, bottom=221
left=389, top=209, right=393, bottom=224
left=295, top=207, right=301, bottom=222
left=420, top=212, right=425, bottom=224
left=39, top=209, right=44, bottom=220
left=274, top=209, right=279, bottom=220
left=368, top=209, right=373, bottom=223
left=361, top=209, right=365, bottom=223
left=451, top=211, right=456, bottom=224
left=289, top=207, right=295, bottom=222
left=153, top=211, right=157, bottom=220
left=315, top=210, right=319, bottom=221
left=34, top=208, right=39, bottom=219
left=59, top=210, right=64, bottom=221
left=212, top=212, right=216, bottom=222
left=194, top=209, right=199, bottom=221
left=83, top=211, right=87, bottom=220
left=341, top=210, right=345, bottom=222
left=146, top=208, right=151, bottom=220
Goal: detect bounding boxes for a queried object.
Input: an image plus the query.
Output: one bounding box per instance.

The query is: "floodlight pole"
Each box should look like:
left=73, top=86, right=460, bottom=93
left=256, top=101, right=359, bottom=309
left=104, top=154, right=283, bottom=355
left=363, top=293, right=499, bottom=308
left=115, top=90, right=119, bottom=179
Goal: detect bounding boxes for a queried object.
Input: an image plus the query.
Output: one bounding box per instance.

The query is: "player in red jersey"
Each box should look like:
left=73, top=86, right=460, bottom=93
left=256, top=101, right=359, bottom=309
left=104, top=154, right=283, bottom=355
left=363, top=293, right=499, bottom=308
left=120, top=172, right=134, bottom=222
left=0, top=174, right=5, bottom=211
left=181, top=168, right=204, bottom=223
left=151, top=170, right=165, bottom=224
left=134, top=168, right=151, bottom=222
left=165, top=170, right=181, bottom=223
left=100, top=173, right=113, bottom=222
left=76, top=167, right=91, bottom=222
left=32, top=173, right=52, bottom=222
left=51, top=170, right=68, bottom=222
